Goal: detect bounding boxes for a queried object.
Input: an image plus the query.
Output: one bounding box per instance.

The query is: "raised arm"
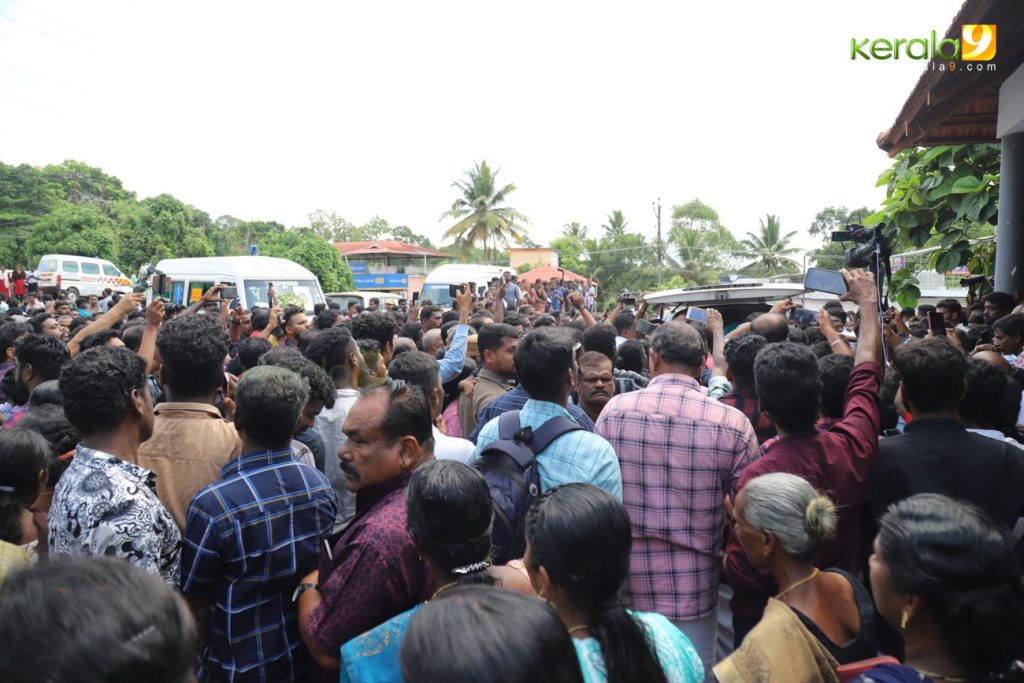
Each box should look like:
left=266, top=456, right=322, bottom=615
left=841, top=268, right=881, bottom=366
left=707, top=308, right=728, bottom=376
left=183, top=284, right=226, bottom=317
left=138, top=299, right=165, bottom=375
left=568, top=291, right=596, bottom=327
left=818, top=308, right=853, bottom=357
left=67, top=293, right=144, bottom=357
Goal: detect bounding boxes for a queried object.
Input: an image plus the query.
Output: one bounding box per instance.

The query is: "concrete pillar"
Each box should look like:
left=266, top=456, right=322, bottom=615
left=995, top=132, right=1024, bottom=296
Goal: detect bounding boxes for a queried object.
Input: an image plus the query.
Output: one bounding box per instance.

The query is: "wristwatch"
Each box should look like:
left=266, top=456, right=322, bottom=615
left=292, top=582, right=319, bottom=603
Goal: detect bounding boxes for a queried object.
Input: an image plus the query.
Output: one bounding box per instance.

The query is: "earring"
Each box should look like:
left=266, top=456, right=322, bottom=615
left=899, top=610, right=910, bottom=631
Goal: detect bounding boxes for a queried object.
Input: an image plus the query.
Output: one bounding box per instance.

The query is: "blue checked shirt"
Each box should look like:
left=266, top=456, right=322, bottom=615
left=472, top=398, right=622, bottom=500
left=467, top=385, right=596, bottom=443
left=180, top=449, right=338, bottom=683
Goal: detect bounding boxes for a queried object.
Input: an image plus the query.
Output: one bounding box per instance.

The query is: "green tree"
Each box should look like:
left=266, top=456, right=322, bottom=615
left=550, top=235, right=596, bottom=277
left=389, top=224, right=435, bottom=249
left=561, top=222, right=589, bottom=242
left=601, top=210, right=629, bottom=237
left=441, top=161, right=528, bottom=262
left=308, top=210, right=360, bottom=241
left=116, top=194, right=214, bottom=271
left=668, top=199, right=740, bottom=284
left=42, top=160, right=134, bottom=213
left=0, top=163, right=60, bottom=266
left=866, top=143, right=1000, bottom=306
left=740, top=215, right=800, bottom=277
left=259, top=229, right=354, bottom=291
left=670, top=199, right=722, bottom=233
left=807, top=205, right=872, bottom=269
left=24, top=203, right=119, bottom=264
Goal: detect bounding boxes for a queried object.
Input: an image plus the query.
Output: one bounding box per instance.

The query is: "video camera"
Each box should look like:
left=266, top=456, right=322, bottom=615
left=831, top=223, right=891, bottom=307
left=831, top=226, right=890, bottom=272
left=134, top=264, right=168, bottom=300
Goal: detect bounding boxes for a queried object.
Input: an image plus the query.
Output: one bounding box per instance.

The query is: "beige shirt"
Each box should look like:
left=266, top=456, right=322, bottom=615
left=137, top=402, right=242, bottom=531
left=457, top=368, right=514, bottom=437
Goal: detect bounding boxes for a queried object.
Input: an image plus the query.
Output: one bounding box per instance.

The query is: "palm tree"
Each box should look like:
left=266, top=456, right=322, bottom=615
left=441, top=161, right=529, bottom=263
left=561, top=221, right=589, bottom=242
left=740, top=214, right=801, bottom=277
left=601, top=210, right=629, bottom=237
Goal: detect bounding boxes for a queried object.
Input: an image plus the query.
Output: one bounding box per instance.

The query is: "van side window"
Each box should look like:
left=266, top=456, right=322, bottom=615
left=102, top=265, right=121, bottom=277
left=81, top=262, right=100, bottom=275
left=62, top=261, right=80, bottom=274
left=188, top=281, right=214, bottom=303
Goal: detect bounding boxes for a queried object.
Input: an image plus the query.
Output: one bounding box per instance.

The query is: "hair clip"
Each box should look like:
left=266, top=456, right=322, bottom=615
left=451, top=560, right=491, bottom=575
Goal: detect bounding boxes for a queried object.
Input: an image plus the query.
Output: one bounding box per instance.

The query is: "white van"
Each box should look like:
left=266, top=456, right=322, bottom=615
left=420, top=263, right=510, bottom=308
left=154, top=256, right=326, bottom=313
left=35, top=254, right=135, bottom=298
left=325, top=291, right=403, bottom=310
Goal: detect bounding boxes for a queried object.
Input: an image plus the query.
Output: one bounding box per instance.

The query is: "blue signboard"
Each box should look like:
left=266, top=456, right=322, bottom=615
left=348, top=262, right=368, bottom=274
left=354, top=273, right=409, bottom=290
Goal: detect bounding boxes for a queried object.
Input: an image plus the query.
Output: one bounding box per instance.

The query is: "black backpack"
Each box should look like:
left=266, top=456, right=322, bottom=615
left=473, top=410, right=582, bottom=563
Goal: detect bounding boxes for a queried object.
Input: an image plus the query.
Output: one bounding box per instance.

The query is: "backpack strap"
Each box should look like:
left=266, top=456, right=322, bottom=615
left=497, top=410, right=524, bottom=441
left=527, top=416, right=583, bottom=454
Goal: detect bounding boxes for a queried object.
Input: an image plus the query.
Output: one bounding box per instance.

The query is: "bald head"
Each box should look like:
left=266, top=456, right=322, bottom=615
left=650, top=321, right=705, bottom=377
left=751, top=313, right=790, bottom=343
left=972, top=350, right=1011, bottom=373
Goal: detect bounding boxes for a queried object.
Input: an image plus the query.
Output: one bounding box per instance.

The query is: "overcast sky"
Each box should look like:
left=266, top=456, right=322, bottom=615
left=0, top=0, right=968, bottom=253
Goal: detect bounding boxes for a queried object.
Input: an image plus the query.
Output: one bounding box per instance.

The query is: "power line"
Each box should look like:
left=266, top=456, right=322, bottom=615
left=0, top=11, right=106, bottom=58
left=5, top=0, right=87, bottom=36
left=0, top=57, right=87, bottom=93
left=0, top=91, right=61, bottom=116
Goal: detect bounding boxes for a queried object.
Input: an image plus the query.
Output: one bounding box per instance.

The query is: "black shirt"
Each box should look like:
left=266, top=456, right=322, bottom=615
left=791, top=568, right=878, bottom=664
left=868, top=418, right=1024, bottom=529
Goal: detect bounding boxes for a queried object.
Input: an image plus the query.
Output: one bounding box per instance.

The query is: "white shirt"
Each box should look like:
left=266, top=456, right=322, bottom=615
left=966, top=428, right=1024, bottom=451
left=432, top=426, right=475, bottom=464
left=315, top=387, right=361, bottom=528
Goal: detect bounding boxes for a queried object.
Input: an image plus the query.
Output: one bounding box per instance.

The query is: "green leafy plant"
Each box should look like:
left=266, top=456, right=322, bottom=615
left=867, top=144, right=999, bottom=278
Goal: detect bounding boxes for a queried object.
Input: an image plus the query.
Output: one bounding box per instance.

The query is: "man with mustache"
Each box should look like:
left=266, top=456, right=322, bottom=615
left=297, top=383, right=434, bottom=678
left=576, top=351, right=615, bottom=423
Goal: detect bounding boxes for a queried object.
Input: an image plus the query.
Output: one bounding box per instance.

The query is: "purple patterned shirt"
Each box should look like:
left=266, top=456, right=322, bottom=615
left=597, top=373, right=759, bottom=621
left=306, top=472, right=431, bottom=659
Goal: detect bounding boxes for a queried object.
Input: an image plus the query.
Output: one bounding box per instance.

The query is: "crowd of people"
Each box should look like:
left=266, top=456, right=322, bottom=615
left=0, top=268, right=1022, bottom=683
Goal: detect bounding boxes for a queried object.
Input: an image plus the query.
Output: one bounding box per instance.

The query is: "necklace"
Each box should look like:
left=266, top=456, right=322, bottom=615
left=567, top=624, right=590, bottom=635
left=912, top=668, right=970, bottom=682
left=775, top=568, right=820, bottom=599
left=431, top=582, right=457, bottom=600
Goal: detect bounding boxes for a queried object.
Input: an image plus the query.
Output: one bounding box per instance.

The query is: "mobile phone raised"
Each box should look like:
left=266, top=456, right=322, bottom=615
left=804, top=268, right=848, bottom=296
left=685, top=306, right=708, bottom=323
left=220, top=285, right=238, bottom=300
left=927, top=311, right=946, bottom=336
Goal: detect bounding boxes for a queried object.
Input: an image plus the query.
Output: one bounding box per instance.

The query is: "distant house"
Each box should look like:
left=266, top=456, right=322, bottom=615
left=333, top=240, right=449, bottom=295
left=509, top=247, right=558, bottom=271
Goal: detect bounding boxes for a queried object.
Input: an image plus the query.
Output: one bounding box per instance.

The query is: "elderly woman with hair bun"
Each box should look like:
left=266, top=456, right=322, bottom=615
left=716, top=472, right=879, bottom=682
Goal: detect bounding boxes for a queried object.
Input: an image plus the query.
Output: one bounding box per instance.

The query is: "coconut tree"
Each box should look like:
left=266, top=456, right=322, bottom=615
left=441, top=161, right=529, bottom=262
left=601, top=210, right=629, bottom=237
left=740, top=214, right=801, bottom=277
left=561, top=221, right=589, bottom=242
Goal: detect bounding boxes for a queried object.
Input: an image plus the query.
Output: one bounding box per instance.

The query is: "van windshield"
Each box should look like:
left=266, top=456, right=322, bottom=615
left=244, top=279, right=324, bottom=312
left=421, top=284, right=453, bottom=308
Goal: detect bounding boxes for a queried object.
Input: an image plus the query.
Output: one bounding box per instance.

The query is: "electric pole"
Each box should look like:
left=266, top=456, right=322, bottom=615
left=653, top=198, right=663, bottom=285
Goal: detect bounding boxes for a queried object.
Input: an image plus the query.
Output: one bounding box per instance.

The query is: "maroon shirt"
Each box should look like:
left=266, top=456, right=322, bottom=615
left=307, top=471, right=430, bottom=660
left=724, top=362, right=882, bottom=619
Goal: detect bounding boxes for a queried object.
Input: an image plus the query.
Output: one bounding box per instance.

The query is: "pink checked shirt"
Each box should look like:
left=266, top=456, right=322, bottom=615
left=597, top=373, right=759, bottom=621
